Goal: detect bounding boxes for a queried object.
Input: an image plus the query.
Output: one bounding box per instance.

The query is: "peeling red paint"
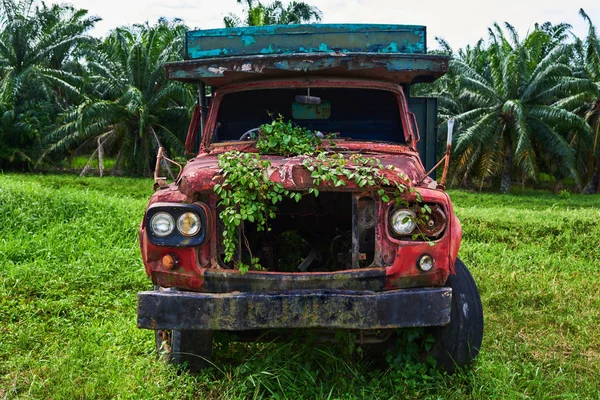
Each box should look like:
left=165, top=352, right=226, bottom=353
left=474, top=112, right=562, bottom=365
left=178, top=149, right=428, bottom=196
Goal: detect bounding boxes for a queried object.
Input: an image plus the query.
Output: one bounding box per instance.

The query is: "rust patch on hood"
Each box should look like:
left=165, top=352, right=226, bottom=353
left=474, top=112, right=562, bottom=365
left=178, top=145, right=426, bottom=196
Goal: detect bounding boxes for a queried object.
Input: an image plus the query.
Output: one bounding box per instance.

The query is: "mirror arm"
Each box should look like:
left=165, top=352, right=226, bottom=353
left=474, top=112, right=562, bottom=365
left=414, top=118, right=454, bottom=186
left=154, top=147, right=183, bottom=190
left=439, top=142, right=452, bottom=186
left=416, top=156, right=447, bottom=185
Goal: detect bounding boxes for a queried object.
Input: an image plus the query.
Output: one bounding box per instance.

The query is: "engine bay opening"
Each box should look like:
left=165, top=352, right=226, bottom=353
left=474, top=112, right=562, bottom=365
left=217, top=192, right=379, bottom=272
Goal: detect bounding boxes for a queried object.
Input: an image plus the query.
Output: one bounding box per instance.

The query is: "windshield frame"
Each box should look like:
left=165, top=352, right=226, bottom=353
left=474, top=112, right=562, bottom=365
left=200, top=78, right=416, bottom=153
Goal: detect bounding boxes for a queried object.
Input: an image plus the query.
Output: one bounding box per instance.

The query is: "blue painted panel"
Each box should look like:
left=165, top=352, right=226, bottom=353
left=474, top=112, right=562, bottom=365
left=186, top=24, right=426, bottom=59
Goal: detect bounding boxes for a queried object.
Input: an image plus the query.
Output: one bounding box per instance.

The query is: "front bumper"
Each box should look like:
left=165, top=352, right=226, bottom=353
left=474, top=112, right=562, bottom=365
left=137, top=287, right=452, bottom=331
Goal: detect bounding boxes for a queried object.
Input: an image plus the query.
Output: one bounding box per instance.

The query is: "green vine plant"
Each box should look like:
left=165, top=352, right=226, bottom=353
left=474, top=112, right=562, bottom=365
left=213, top=151, right=298, bottom=273
left=255, top=115, right=325, bottom=156
left=214, top=117, right=430, bottom=273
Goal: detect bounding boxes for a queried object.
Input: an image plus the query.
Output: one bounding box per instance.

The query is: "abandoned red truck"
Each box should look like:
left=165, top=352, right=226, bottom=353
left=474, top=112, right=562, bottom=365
left=137, top=24, right=483, bottom=372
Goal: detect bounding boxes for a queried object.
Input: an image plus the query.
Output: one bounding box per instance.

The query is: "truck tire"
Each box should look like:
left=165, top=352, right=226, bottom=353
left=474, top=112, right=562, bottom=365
left=155, top=329, right=213, bottom=371
left=428, top=258, right=484, bottom=372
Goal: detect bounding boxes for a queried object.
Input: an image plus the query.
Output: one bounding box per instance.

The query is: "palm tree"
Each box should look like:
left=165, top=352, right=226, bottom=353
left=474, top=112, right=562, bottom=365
left=0, top=0, right=99, bottom=167
left=40, top=19, right=194, bottom=176
left=224, top=0, right=322, bottom=28
left=570, top=9, right=600, bottom=193
left=448, top=23, right=594, bottom=193
left=0, top=0, right=98, bottom=105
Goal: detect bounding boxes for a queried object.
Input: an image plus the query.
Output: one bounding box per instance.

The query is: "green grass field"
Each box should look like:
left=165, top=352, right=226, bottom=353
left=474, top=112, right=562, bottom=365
left=1, top=174, right=599, bottom=399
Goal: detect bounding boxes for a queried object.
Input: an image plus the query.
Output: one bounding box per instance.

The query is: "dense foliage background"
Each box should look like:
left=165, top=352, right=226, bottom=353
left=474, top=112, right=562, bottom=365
left=0, top=0, right=599, bottom=193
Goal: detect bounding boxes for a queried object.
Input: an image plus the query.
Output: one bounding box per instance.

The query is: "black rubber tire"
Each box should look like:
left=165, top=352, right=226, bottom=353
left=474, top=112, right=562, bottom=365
left=155, top=329, right=213, bottom=371
left=428, top=258, right=484, bottom=372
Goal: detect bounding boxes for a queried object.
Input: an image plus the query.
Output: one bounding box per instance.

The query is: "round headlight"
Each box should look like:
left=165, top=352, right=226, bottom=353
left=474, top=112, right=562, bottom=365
left=418, top=254, right=435, bottom=272
left=177, top=212, right=201, bottom=236
left=150, top=212, right=175, bottom=237
left=390, top=209, right=416, bottom=236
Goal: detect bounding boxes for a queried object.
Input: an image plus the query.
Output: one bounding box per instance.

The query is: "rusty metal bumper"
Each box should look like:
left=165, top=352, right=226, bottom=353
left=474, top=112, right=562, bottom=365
left=137, top=287, right=452, bottom=331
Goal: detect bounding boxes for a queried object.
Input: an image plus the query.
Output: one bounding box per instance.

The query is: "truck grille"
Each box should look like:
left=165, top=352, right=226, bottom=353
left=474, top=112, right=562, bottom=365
left=217, top=192, right=381, bottom=272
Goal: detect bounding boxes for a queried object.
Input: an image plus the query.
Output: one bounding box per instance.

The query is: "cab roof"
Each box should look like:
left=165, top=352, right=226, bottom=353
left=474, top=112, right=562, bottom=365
left=166, top=24, right=449, bottom=86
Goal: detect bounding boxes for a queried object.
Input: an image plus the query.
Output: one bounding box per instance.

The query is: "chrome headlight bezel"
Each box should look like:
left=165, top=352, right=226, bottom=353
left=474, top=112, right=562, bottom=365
left=389, top=209, right=417, bottom=236
left=177, top=212, right=202, bottom=237
left=145, top=202, right=208, bottom=247
left=387, top=203, right=448, bottom=241
left=150, top=212, right=175, bottom=237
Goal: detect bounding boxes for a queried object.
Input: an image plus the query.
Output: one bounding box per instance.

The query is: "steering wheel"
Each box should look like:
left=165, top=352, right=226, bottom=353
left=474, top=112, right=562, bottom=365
left=239, top=127, right=260, bottom=141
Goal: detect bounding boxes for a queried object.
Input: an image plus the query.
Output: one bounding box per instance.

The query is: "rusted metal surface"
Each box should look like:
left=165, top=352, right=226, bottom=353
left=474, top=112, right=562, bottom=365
left=137, top=287, right=452, bottom=330
left=139, top=65, right=463, bottom=308
left=166, top=53, right=449, bottom=86
left=174, top=24, right=448, bottom=86
left=408, top=97, right=438, bottom=176
left=186, top=24, right=427, bottom=59
left=139, top=185, right=458, bottom=292
left=202, top=269, right=386, bottom=293
left=178, top=152, right=426, bottom=194
left=291, top=100, right=331, bottom=120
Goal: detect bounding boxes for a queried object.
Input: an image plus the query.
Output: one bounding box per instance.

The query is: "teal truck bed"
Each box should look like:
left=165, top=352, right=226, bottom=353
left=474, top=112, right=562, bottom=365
left=185, top=24, right=427, bottom=58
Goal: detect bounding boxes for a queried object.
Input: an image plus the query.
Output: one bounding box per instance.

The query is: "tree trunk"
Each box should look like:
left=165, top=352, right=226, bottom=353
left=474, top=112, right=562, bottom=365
left=112, top=146, right=123, bottom=176
left=500, top=137, right=513, bottom=194
left=582, top=158, right=600, bottom=194
left=554, top=180, right=564, bottom=194
left=97, top=136, right=104, bottom=177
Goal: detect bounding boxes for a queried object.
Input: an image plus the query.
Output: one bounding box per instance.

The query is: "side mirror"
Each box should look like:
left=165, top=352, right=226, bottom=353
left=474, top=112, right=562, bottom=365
left=439, top=118, right=455, bottom=186
left=447, top=118, right=455, bottom=145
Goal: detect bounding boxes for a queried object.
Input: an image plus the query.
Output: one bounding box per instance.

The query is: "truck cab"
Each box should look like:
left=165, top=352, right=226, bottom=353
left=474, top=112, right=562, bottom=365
left=137, top=24, right=483, bottom=372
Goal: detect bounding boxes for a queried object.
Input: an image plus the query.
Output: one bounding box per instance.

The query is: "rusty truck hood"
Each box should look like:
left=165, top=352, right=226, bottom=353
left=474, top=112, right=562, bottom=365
left=178, top=143, right=428, bottom=196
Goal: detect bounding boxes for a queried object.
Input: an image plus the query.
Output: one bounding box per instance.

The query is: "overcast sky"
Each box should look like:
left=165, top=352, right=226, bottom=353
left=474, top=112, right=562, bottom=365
left=65, top=0, right=600, bottom=50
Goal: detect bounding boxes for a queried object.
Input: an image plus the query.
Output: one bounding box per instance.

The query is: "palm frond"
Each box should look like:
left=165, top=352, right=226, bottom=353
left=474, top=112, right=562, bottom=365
left=454, top=112, right=500, bottom=154
left=521, top=62, right=572, bottom=101
left=529, top=105, right=590, bottom=136
left=529, top=116, right=577, bottom=180
left=553, top=92, right=593, bottom=112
